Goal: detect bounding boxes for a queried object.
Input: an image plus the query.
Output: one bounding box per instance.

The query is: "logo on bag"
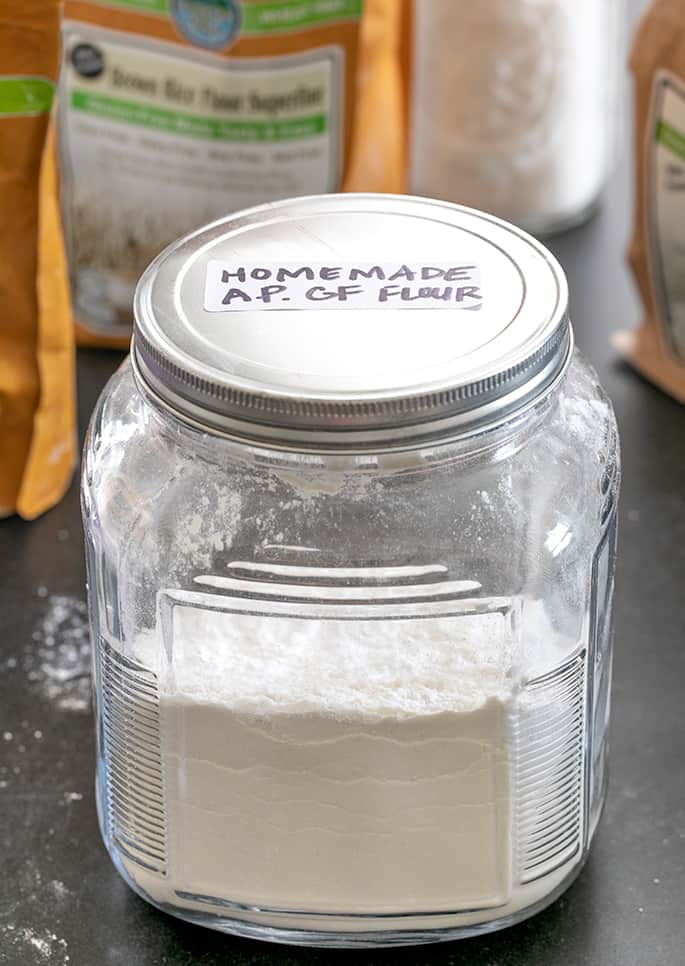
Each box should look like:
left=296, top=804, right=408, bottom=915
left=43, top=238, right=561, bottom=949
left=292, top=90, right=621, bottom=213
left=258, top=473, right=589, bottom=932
left=171, top=0, right=241, bottom=50
left=71, top=43, right=104, bottom=79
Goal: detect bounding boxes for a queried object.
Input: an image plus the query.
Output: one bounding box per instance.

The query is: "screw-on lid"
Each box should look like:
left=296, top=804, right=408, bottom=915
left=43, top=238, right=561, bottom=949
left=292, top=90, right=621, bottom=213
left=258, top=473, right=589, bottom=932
left=133, top=194, right=572, bottom=450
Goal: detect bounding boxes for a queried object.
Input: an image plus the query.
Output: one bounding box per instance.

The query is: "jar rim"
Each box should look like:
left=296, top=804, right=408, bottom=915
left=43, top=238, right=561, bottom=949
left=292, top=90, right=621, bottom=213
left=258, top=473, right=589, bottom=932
left=130, top=336, right=574, bottom=456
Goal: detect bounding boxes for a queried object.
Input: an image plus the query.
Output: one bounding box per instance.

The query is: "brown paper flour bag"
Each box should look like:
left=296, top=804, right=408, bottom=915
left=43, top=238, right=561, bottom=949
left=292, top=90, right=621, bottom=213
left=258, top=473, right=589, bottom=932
left=342, top=0, right=406, bottom=195
left=616, top=0, right=685, bottom=401
left=59, top=0, right=383, bottom=348
left=0, top=2, right=77, bottom=519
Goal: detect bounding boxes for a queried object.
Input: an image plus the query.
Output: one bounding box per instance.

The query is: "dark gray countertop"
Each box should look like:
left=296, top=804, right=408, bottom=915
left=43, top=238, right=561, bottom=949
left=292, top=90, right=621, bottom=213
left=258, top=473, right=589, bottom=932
left=2, top=7, right=684, bottom=965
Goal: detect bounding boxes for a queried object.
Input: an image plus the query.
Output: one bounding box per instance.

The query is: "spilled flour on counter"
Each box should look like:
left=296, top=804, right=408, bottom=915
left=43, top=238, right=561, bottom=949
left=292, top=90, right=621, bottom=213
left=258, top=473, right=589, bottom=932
left=0, top=926, right=70, bottom=965
left=27, top=596, right=91, bottom=712
left=0, top=861, right=72, bottom=965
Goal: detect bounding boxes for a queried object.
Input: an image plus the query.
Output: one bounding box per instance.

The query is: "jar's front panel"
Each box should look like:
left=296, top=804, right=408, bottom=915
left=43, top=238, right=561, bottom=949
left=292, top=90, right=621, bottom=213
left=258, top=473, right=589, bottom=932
left=94, top=593, right=588, bottom=923
left=146, top=599, right=516, bottom=915
left=84, top=358, right=618, bottom=936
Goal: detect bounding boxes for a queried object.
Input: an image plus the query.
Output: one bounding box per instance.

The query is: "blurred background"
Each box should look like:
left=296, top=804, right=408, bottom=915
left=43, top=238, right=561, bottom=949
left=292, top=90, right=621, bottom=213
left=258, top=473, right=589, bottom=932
left=1, top=2, right=684, bottom=965
left=0, top=0, right=678, bottom=521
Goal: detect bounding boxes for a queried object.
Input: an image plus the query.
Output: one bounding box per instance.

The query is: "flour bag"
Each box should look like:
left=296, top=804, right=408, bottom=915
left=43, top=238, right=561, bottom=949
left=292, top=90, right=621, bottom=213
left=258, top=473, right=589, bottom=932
left=616, top=0, right=685, bottom=401
left=0, top=1, right=76, bottom=519
left=58, top=0, right=389, bottom=347
left=343, top=0, right=405, bottom=195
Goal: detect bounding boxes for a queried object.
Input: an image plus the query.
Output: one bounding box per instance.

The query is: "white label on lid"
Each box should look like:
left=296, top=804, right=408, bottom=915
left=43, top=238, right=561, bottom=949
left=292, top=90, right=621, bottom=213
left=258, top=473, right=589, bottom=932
left=203, top=260, right=482, bottom=312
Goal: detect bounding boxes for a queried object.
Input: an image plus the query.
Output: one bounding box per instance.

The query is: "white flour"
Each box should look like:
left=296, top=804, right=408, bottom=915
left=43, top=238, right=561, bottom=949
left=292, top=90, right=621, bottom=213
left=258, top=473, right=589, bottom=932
left=409, top=0, right=618, bottom=231
left=114, top=602, right=579, bottom=922
left=0, top=859, right=72, bottom=965
left=0, top=927, right=69, bottom=965
left=27, top=596, right=91, bottom=712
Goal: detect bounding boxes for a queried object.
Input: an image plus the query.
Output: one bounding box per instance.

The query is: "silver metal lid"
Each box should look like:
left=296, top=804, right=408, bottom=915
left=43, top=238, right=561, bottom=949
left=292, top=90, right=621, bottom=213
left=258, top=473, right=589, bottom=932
left=133, top=194, right=572, bottom=450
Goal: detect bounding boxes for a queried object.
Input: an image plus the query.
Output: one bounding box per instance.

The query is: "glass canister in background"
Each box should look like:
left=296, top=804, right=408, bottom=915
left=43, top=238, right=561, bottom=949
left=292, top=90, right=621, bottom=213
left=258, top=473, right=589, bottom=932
left=406, top=0, right=624, bottom=235
left=82, top=194, right=619, bottom=946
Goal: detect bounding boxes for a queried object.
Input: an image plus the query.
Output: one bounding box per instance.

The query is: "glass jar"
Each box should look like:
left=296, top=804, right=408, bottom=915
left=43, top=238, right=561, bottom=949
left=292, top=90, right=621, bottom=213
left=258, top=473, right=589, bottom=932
left=407, top=0, right=624, bottom=235
left=82, top=194, right=619, bottom=947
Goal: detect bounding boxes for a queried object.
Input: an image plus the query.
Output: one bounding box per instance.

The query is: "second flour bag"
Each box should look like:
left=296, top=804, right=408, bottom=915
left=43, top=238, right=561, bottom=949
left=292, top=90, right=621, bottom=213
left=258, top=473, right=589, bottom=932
left=59, top=0, right=365, bottom=346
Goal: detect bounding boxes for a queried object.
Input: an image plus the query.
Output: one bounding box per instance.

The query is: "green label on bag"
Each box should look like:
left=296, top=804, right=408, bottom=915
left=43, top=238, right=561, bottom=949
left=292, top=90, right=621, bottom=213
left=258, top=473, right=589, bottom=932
left=89, top=0, right=362, bottom=34
left=91, top=0, right=169, bottom=12
left=655, top=118, right=685, bottom=163
left=241, top=0, right=362, bottom=33
left=0, top=77, right=54, bottom=117
left=71, top=89, right=326, bottom=140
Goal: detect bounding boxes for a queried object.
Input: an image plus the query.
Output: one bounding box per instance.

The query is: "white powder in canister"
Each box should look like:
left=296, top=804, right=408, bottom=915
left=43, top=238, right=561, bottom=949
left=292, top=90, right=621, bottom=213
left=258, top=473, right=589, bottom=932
left=119, top=603, right=579, bottom=925
left=409, top=0, right=617, bottom=232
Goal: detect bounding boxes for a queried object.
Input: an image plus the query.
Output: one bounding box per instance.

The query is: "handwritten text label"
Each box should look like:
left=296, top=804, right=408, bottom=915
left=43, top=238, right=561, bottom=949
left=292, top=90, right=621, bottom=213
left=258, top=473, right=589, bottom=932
left=203, top=261, right=482, bottom=312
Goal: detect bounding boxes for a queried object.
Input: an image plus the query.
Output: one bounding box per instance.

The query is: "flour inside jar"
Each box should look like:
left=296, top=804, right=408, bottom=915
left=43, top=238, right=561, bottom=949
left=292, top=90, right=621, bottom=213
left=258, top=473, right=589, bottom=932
left=118, top=601, right=578, bottom=919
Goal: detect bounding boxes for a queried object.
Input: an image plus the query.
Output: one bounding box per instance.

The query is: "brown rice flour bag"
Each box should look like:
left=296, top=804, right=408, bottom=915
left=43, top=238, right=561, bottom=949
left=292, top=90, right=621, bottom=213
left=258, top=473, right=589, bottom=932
left=0, top=1, right=76, bottom=519
left=59, top=0, right=367, bottom=347
left=616, top=0, right=685, bottom=401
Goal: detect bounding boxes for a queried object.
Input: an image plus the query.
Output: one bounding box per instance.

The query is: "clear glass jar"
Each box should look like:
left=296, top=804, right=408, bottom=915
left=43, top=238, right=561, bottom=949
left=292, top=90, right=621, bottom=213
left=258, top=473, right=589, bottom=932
left=407, top=0, right=624, bottom=235
left=82, top=195, right=619, bottom=946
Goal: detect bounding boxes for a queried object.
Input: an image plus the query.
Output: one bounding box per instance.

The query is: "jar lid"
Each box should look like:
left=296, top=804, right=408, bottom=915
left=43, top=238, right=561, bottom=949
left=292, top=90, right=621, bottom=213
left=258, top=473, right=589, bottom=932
left=133, top=194, right=572, bottom=450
